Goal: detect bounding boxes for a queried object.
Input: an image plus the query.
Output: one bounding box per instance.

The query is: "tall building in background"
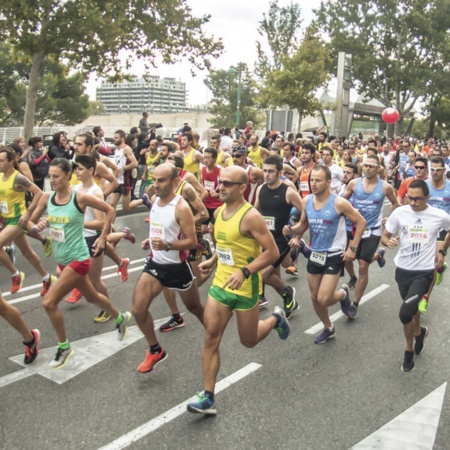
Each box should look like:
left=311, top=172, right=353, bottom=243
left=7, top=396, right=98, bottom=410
left=96, top=76, right=187, bottom=114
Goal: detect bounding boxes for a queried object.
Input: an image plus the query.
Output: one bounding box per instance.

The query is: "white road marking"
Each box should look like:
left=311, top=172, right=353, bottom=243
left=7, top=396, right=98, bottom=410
left=97, top=362, right=262, bottom=450
left=2, top=316, right=172, bottom=387
left=351, top=382, right=447, bottom=449
left=305, top=284, right=390, bottom=335
left=6, top=257, right=147, bottom=305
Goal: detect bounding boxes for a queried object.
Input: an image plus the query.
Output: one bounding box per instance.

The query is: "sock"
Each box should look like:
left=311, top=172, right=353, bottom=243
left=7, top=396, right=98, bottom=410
left=150, top=343, right=162, bottom=354
left=327, top=325, right=334, bottom=331
left=353, top=302, right=359, bottom=309
left=115, top=312, right=124, bottom=325
left=281, top=286, right=289, bottom=298
left=11, top=271, right=19, bottom=278
left=42, top=273, right=50, bottom=282
left=23, top=331, right=35, bottom=346
left=58, top=340, right=70, bottom=350
left=204, top=390, right=214, bottom=401
left=273, top=315, right=281, bottom=328
left=173, top=313, right=181, bottom=321
left=422, top=294, right=429, bottom=303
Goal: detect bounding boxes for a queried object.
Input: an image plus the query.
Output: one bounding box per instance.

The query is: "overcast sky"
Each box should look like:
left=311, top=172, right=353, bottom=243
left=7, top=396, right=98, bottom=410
left=87, top=0, right=323, bottom=105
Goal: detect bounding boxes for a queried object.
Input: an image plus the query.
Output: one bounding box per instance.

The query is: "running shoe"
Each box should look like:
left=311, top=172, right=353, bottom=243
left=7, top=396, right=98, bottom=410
left=285, top=265, right=298, bottom=276
left=43, top=237, right=53, bottom=257
left=122, top=227, right=136, bottom=244
left=347, top=276, right=358, bottom=289
left=142, top=193, right=152, bottom=210
left=117, top=311, right=132, bottom=341
left=49, top=346, right=74, bottom=369
left=187, top=392, right=217, bottom=415
left=40, top=275, right=56, bottom=296
left=283, top=286, right=298, bottom=319
left=159, top=316, right=185, bottom=332
left=94, top=310, right=111, bottom=323
left=314, top=326, right=336, bottom=344
left=145, top=214, right=150, bottom=223
left=259, top=296, right=269, bottom=308
left=339, top=284, right=353, bottom=318
left=414, top=326, right=429, bottom=355
left=401, top=350, right=415, bottom=372
left=117, top=258, right=130, bottom=282
left=137, top=348, right=167, bottom=373
left=24, top=329, right=40, bottom=364
left=66, top=288, right=83, bottom=304
left=436, top=262, right=447, bottom=285
left=376, top=247, right=386, bottom=268
left=418, top=297, right=428, bottom=315
left=11, top=272, right=25, bottom=294
left=5, top=244, right=16, bottom=264
left=299, top=239, right=312, bottom=258
left=272, top=306, right=290, bottom=340
left=348, top=303, right=358, bottom=319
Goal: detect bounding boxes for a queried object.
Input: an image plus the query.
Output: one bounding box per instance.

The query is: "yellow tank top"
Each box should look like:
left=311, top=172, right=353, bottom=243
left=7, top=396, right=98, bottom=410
left=213, top=202, right=261, bottom=298
left=247, top=146, right=264, bottom=168
left=184, top=149, right=200, bottom=179
left=146, top=151, right=160, bottom=181
left=0, top=170, right=26, bottom=219
left=218, top=150, right=227, bottom=166
left=69, top=172, right=81, bottom=187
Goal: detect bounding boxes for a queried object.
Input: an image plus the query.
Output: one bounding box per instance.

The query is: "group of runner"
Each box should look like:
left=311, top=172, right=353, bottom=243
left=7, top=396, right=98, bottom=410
left=1, top=128, right=449, bottom=415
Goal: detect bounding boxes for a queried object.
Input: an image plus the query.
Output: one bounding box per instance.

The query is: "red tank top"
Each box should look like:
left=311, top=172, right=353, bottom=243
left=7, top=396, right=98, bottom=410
left=201, top=165, right=222, bottom=209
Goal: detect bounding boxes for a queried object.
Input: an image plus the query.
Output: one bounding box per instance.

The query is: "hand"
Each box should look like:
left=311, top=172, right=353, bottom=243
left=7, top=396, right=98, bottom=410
left=435, top=252, right=444, bottom=271
left=223, top=269, right=245, bottom=291
left=342, top=248, right=357, bottom=262
left=386, top=236, right=399, bottom=249
left=289, top=236, right=300, bottom=249
left=151, top=237, right=166, bottom=251
left=198, top=258, right=217, bottom=275
left=92, top=236, right=106, bottom=256
left=18, top=211, right=30, bottom=227
left=33, top=219, right=48, bottom=232
left=141, top=239, right=150, bottom=250
left=283, top=225, right=292, bottom=236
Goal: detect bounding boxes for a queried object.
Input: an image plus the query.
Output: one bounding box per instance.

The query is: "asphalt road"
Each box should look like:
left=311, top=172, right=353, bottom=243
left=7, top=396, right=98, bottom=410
left=1, top=209, right=450, bottom=450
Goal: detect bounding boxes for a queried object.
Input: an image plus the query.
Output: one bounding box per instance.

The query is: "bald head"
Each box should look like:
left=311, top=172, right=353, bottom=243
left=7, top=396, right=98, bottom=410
left=153, top=163, right=178, bottom=181
left=222, top=166, right=248, bottom=185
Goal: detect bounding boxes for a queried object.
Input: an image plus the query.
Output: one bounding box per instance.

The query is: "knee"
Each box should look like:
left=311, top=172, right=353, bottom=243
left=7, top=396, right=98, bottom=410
left=131, top=303, right=148, bottom=320
left=240, top=337, right=257, bottom=348
left=399, top=297, right=418, bottom=324
left=43, top=295, right=57, bottom=312
left=315, top=295, right=327, bottom=306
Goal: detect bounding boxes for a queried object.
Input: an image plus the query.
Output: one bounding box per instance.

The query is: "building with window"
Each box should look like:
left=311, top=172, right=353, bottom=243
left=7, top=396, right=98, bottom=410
left=96, top=76, right=187, bottom=114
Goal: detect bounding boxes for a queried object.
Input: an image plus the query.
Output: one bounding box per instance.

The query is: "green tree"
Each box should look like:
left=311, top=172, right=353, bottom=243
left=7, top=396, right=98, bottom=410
left=205, top=64, right=261, bottom=129
left=258, top=27, right=331, bottom=130
left=315, top=0, right=450, bottom=135
left=0, top=0, right=222, bottom=139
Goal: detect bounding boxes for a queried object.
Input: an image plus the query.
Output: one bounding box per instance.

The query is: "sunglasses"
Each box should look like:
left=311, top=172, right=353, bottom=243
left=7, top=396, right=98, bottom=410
left=408, top=196, right=425, bottom=202
left=363, top=163, right=379, bottom=168
left=232, top=154, right=243, bottom=158
left=430, top=167, right=446, bottom=172
left=414, top=166, right=426, bottom=170
left=218, top=180, right=244, bottom=187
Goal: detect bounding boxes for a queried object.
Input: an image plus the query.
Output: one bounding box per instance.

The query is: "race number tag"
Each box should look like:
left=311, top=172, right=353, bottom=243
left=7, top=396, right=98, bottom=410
left=204, top=180, right=215, bottom=191
left=216, top=246, right=235, bottom=266
left=262, top=216, right=275, bottom=231
left=310, top=251, right=327, bottom=266
left=148, top=165, right=154, bottom=173
left=150, top=222, right=165, bottom=240
left=409, top=227, right=429, bottom=243
left=0, top=201, right=8, bottom=214
left=49, top=226, right=65, bottom=243
left=362, top=228, right=371, bottom=239
left=300, top=181, right=309, bottom=192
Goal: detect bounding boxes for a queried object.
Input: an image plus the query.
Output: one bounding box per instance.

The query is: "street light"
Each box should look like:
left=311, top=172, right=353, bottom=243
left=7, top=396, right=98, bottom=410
left=228, top=64, right=242, bottom=127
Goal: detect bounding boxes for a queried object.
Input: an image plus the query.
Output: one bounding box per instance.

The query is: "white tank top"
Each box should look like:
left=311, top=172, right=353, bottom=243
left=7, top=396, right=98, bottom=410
left=149, top=194, right=187, bottom=264
left=74, top=183, right=103, bottom=237
left=114, top=147, right=127, bottom=184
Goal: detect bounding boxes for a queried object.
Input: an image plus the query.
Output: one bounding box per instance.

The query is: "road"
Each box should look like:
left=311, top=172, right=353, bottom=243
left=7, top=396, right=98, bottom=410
left=1, top=209, right=450, bottom=450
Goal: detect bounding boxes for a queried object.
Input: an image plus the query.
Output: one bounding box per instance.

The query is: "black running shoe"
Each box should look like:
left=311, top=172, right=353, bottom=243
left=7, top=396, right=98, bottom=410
left=401, top=350, right=415, bottom=372
left=414, top=326, right=429, bottom=355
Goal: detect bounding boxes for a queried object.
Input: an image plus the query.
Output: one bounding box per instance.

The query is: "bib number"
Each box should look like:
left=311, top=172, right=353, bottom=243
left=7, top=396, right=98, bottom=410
left=409, top=229, right=429, bottom=243
left=217, top=246, right=235, bottom=266
left=310, top=251, right=327, bottom=266
left=204, top=180, right=215, bottom=191
left=150, top=222, right=166, bottom=240
left=49, top=226, right=65, bottom=243
left=0, top=201, right=8, bottom=214
left=300, top=181, right=309, bottom=192
left=262, top=216, right=275, bottom=231
left=362, top=228, right=371, bottom=239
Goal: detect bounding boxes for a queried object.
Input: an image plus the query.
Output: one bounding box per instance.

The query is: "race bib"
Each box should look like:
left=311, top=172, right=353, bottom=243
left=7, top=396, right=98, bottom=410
left=300, top=181, right=309, bottom=192
left=150, top=222, right=165, bottom=240
left=310, top=251, right=327, bottom=266
left=216, top=246, right=235, bottom=266
left=49, top=226, right=65, bottom=243
left=362, top=228, right=371, bottom=239
left=204, top=180, right=215, bottom=191
left=262, top=216, right=275, bottom=231
left=0, top=201, right=8, bottom=214
left=148, top=165, right=154, bottom=173
left=409, top=227, right=429, bottom=243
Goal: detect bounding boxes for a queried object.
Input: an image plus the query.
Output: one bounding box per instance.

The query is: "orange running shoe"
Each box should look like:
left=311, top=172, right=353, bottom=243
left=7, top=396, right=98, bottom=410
left=11, top=272, right=25, bottom=294
left=117, top=258, right=130, bottom=282
left=137, top=349, right=167, bottom=373
left=66, top=288, right=83, bottom=304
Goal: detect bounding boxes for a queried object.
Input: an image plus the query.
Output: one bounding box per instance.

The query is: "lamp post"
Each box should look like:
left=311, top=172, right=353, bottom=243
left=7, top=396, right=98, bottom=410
left=228, top=64, right=242, bottom=127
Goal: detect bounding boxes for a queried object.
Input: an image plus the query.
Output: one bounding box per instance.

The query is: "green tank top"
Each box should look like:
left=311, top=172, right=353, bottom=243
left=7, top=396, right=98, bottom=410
left=47, top=190, right=90, bottom=265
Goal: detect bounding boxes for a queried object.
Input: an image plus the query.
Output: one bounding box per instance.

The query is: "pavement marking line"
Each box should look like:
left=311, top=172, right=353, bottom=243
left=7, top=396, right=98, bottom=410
left=350, top=382, right=447, bottom=449
left=98, top=362, right=262, bottom=450
left=0, top=368, right=34, bottom=388
left=305, top=284, right=390, bottom=335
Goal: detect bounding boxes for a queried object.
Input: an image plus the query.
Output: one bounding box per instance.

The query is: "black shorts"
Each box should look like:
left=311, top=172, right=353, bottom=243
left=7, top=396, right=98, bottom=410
left=273, top=240, right=291, bottom=268
left=85, top=235, right=103, bottom=258
left=143, top=258, right=195, bottom=290
left=395, top=267, right=434, bottom=302
left=202, top=208, right=218, bottom=225
left=307, top=253, right=344, bottom=275
left=438, top=229, right=447, bottom=241
left=113, top=183, right=131, bottom=196
left=356, top=235, right=381, bottom=263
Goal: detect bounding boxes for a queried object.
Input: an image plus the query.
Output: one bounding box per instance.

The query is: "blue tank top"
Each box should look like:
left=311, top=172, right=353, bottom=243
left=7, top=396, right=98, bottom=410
left=305, top=193, right=347, bottom=253
left=352, top=178, right=385, bottom=229
left=426, top=180, right=450, bottom=214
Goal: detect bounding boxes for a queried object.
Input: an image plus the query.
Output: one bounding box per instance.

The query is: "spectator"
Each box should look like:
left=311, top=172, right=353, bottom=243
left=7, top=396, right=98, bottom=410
left=28, top=137, right=50, bottom=191
left=49, top=132, right=70, bottom=159
left=139, top=112, right=149, bottom=135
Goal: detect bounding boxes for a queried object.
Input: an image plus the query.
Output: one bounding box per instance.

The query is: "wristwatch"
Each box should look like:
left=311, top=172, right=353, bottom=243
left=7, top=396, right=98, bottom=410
left=240, top=267, right=251, bottom=279
left=349, top=245, right=357, bottom=253
left=439, top=249, right=447, bottom=256
left=165, top=242, right=172, bottom=251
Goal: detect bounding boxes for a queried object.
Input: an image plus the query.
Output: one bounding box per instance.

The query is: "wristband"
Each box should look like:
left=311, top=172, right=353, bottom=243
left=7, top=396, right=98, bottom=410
left=240, top=267, right=250, bottom=279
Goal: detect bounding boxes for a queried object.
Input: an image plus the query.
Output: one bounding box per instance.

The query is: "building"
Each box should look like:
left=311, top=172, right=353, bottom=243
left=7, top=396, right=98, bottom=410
left=96, top=76, right=187, bottom=115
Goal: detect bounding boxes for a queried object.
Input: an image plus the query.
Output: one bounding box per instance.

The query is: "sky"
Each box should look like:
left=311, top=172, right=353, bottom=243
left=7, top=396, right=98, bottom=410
left=86, top=0, right=323, bottom=106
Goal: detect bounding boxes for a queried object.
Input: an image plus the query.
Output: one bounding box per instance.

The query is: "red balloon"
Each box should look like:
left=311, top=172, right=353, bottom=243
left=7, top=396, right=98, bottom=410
left=382, top=107, right=400, bottom=124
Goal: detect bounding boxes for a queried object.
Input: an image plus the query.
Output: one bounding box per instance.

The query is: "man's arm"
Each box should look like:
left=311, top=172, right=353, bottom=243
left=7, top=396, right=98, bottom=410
left=95, top=161, right=119, bottom=198
left=183, top=183, right=209, bottom=224
left=342, top=179, right=356, bottom=200
left=13, top=174, right=43, bottom=226
left=124, top=146, right=138, bottom=170
left=194, top=150, right=204, bottom=164
left=185, top=171, right=208, bottom=201
left=100, top=156, right=120, bottom=177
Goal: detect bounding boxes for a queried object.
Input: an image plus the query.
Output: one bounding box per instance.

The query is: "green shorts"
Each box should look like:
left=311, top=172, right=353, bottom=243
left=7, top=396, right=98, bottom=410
left=146, top=179, right=154, bottom=187
left=209, top=285, right=258, bottom=312
left=3, top=216, right=20, bottom=226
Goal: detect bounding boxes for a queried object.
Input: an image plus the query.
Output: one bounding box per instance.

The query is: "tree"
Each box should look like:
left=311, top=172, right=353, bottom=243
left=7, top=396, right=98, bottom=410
left=0, top=42, right=92, bottom=127
left=204, top=64, right=262, bottom=128
left=0, top=0, right=223, bottom=139
left=258, top=27, right=331, bottom=130
left=315, top=0, right=450, bottom=135
left=255, top=0, right=302, bottom=79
